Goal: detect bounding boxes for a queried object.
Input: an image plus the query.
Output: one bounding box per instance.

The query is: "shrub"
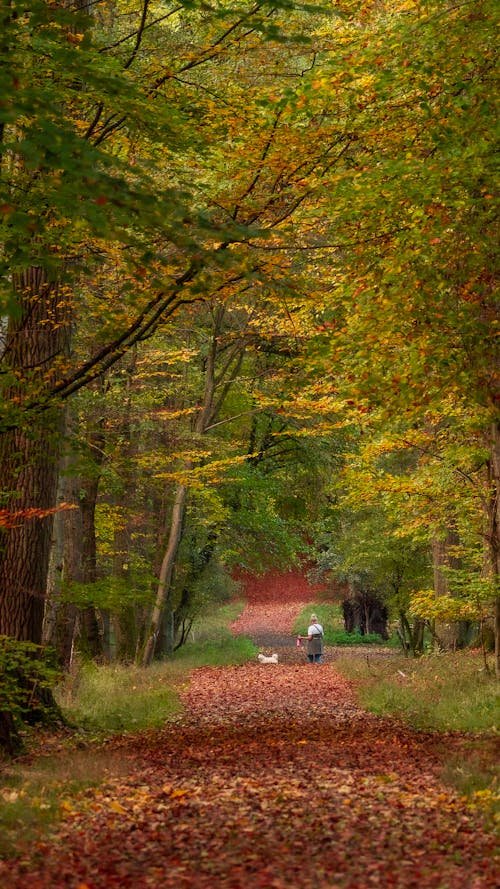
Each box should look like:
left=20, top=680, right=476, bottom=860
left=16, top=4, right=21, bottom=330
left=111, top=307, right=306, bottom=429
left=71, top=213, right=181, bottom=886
left=0, top=637, right=62, bottom=755
left=327, top=628, right=386, bottom=646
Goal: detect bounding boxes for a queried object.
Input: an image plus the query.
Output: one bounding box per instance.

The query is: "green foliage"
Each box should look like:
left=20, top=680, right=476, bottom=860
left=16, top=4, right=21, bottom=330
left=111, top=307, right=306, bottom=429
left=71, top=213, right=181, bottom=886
left=0, top=637, right=62, bottom=735
left=299, top=0, right=500, bottom=656
left=311, top=499, right=432, bottom=617
left=220, top=463, right=306, bottom=572
left=62, top=574, right=155, bottom=613
left=335, top=650, right=499, bottom=734
left=410, top=588, right=493, bottom=624
left=328, top=629, right=387, bottom=646
left=57, top=661, right=181, bottom=732
left=2, top=0, right=498, bottom=683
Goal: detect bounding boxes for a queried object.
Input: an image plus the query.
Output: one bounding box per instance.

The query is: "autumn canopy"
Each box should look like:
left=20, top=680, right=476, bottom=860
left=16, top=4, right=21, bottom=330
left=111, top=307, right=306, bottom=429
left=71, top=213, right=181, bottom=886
left=0, top=0, right=498, bottom=697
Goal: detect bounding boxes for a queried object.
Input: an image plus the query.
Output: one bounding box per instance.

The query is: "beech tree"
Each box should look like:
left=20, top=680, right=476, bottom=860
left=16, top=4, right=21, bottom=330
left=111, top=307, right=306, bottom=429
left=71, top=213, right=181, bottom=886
left=303, top=0, right=499, bottom=669
left=1, top=0, right=337, bottom=645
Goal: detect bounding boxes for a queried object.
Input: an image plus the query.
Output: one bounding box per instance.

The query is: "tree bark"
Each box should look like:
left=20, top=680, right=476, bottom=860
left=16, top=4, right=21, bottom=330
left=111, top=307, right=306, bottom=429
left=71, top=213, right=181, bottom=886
left=43, top=465, right=80, bottom=667
left=78, top=419, right=107, bottom=660
left=431, top=528, right=462, bottom=650
left=142, top=482, right=188, bottom=666
left=0, top=269, right=71, bottom=643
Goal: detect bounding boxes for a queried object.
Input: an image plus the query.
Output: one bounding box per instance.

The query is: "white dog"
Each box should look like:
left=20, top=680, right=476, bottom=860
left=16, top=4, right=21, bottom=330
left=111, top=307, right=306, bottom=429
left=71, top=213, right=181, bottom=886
left=257, top=652, right=279, bottom=664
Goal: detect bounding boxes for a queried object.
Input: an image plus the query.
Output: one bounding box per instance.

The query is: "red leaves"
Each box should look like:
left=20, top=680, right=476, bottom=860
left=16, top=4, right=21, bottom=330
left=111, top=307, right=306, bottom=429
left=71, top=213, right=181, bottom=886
left=0, top=502, right=77, bottom=528
left=231, top=569, right=326, bottom=636
left=0, top=578, right=496, bottom=888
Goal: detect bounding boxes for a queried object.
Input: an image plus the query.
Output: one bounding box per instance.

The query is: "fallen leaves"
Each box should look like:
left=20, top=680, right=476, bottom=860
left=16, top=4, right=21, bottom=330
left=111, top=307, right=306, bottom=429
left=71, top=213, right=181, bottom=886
left=1, top=661, right=497, bottom=888
left=0, top=576, right=497, bottom=888
left=230, top=569, right=326, bottom=637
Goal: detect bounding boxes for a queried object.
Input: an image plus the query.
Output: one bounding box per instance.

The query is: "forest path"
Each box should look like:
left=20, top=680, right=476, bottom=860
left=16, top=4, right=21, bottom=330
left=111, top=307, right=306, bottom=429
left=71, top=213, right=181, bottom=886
left=230, top=567, right=329, bottom=662
left=1, top=573, right=497, bottom=888
left=230, top=568, right=389, bottom=664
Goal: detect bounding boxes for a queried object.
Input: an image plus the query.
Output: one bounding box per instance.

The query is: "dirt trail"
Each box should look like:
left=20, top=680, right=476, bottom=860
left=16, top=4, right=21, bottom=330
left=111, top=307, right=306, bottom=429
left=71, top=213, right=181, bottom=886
left=0, top=573, right=497, bottom=888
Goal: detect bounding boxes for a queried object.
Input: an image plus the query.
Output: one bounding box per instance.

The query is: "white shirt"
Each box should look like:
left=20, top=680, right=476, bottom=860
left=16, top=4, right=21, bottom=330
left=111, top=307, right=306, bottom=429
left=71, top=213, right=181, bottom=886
left=308, top=622, right=323, bottom=636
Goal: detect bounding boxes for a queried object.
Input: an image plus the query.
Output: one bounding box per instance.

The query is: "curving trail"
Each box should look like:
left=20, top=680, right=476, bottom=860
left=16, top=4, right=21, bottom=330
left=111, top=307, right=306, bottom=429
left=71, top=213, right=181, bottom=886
left=0, top=575, right=497, bottom=888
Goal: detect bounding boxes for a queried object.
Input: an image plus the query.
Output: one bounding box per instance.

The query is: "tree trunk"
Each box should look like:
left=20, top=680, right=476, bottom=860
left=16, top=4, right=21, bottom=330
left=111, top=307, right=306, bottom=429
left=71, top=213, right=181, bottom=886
left=0, top=269, right=71, bottom=643
left=142, top=482, right=188, bottom=666
left=43, top=466, right=80, bottom=667
left=431, top=528, right=461, bottom=650
left=78, top=428, right=106, bottom=660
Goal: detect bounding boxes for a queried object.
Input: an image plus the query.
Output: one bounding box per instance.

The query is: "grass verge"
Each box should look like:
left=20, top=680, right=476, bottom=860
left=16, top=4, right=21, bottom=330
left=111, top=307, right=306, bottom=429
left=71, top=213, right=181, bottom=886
left=0, top=598, right=256, bottom=857
left=334, top=648, right=499, bottom=818
left=57, top=602, right=256, bottom=733
left=292, top=602, right=392, bottom=646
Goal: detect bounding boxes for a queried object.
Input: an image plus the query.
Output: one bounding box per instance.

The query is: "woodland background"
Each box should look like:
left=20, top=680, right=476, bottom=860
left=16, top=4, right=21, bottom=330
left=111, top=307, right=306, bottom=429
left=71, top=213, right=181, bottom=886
left=0, top=0, right=499, bottom=750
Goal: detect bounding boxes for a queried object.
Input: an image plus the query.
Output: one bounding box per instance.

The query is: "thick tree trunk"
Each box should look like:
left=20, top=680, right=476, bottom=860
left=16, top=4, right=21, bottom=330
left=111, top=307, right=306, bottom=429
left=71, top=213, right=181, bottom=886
left=43, top=467, right=80, bottom=667
left=0, top=269, right=71, bottom=643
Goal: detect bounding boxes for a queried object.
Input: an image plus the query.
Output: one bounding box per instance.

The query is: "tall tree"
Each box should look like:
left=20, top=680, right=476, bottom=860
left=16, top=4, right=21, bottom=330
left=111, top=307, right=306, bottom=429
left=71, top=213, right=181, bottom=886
left=1, top=0, right=334, bottom=644
left=305, top=0, right=499, bottom=669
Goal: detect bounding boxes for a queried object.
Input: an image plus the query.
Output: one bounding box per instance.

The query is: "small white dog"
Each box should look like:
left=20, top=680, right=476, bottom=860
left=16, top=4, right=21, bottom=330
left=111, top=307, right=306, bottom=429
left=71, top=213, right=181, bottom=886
left=257, top=652, right=279, bottom=664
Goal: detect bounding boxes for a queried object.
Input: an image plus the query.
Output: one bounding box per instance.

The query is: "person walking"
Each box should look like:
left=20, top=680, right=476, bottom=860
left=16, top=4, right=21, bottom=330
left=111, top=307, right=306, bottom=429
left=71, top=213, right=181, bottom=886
left=298, top=613, right=324, bottom=663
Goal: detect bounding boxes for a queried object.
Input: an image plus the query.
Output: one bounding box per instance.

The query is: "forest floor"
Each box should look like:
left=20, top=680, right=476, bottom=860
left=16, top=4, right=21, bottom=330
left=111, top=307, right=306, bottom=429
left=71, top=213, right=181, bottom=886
left=0, top=572, right=498, bottom=888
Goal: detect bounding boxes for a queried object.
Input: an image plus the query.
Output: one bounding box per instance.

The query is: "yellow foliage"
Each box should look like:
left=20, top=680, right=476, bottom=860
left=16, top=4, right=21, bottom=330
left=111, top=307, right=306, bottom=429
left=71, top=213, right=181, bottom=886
left=409, top=590, right=487, bottom=622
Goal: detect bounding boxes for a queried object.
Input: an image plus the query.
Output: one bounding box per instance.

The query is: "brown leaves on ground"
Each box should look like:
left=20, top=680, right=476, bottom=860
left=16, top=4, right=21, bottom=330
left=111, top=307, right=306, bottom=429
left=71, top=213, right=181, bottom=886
left=1, top=665, right=497, bottom=889
left=230, top=568, right=327, bottom=638
left=1, top=575, right=497, bottom=888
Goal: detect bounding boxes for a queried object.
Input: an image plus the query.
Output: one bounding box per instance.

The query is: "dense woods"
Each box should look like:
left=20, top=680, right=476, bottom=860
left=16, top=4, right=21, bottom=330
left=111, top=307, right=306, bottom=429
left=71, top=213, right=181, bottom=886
left=1, top=0, right=498, bottom=746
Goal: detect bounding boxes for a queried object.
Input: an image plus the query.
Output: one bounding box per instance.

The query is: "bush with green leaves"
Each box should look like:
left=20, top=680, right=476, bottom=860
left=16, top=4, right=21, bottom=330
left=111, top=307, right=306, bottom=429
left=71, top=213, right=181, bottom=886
left=0, top=637, right=63, bottom=754
left=326, top=628, right=387, bottom=646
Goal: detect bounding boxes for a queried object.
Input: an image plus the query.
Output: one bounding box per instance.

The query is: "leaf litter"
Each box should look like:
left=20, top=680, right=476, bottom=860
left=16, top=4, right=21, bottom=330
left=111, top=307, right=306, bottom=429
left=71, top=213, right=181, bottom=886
left=0, top=573, right=497, bottom=888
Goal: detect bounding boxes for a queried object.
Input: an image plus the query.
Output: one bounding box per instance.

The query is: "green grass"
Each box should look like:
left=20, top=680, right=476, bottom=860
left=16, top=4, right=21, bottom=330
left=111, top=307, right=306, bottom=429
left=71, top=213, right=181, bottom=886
left=57, top=660, right=183, bottom=732
left=334, top=649, right=499, bottom=815
left=171, top=635, right=257, bottom=668
left=56, top=601, right=256, bottom=732
left=334, top=649, right=499, bottom=733
left=0, top=599, right=256, bottom=858
left=0, top=745, right=132, bottom=858
left=292, top=602, right=389, bottom=646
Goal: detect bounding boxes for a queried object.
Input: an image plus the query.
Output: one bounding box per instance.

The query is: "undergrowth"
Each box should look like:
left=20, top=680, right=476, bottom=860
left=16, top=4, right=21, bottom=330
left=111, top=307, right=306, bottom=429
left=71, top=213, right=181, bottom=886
left=292, top=602, right=390, bottom=646
left=334, top=649, right=498, bottom=734
left=334, top=648, right=499, bottom=815
left=0, top=599, right=255, bottom=857
left=56, top=603, right=255, bottom=733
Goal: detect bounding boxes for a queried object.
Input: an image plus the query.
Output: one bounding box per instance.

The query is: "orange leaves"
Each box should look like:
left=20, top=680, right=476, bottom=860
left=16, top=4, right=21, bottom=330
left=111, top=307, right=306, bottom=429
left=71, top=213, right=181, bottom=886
left=166, top=786, right=191, bottom=801
left=1, top=644, right=498, bottom=888
left=230, top=569, right=327, bottom=636
left=0, top=502, right=77, bottom=528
